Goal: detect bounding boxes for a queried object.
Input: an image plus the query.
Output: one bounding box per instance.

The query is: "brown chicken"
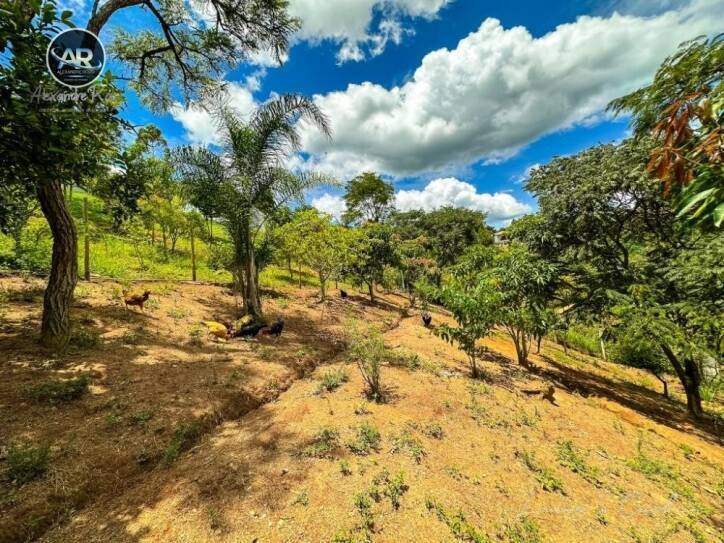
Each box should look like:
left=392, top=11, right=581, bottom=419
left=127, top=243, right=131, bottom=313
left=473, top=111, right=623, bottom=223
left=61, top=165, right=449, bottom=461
left=124, top=290, right=151, bottom=311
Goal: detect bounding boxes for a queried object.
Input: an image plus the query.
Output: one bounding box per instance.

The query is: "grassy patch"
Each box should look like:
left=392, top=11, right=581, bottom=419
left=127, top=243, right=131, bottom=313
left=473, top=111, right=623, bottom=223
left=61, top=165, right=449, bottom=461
left=302, top=427, right=340, bottom=459
left=26, top=375, right=89, bottom=404
left=6, top=445, right=50, bottom=484
left=555, top=440, right=601, bottom=487
left=339, top=460, right=353, bottom=476
left=347, top=423, right=381, bottom=456
left=70, top=326, right=101, bottom=348
left=369, top=469, right=408, bottom=510
left=516, top=449, right=565, bottom=494
left=426, top=498, right=490, bottom=543
left=501, top=515, right=543, bottom=543
left=390, top=430, right=426, bottom=463
left=162, top=422, right=201, bottom=466
left=422, top=422, right=445, bottom=439
left=291, top=489, right=309, bottom=506
left=316, top=368, right=349, bottom=394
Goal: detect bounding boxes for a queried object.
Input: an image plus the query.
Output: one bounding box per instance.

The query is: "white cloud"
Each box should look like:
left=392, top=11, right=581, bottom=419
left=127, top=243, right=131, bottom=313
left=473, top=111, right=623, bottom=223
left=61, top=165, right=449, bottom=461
left=312, top=193, right=348, bottom=221
left=395, top=178, right=531, bottom=222
left=170, top=82, right=257, bottom=145
left=298, top=0, right=723, bottom=177
left=312, top=177, right=532, bottom=224
left=287, top=0, right=451, bottom=63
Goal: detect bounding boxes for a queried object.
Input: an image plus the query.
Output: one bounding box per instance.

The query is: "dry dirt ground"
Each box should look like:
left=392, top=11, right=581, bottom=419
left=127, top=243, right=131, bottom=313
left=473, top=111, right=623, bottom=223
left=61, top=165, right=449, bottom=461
left=0, top=276, right=722, bottom=543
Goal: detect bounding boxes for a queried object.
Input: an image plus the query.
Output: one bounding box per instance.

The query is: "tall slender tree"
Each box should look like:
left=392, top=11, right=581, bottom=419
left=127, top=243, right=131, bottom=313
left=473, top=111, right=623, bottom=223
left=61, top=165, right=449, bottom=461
left=177, top=95, right=332, bottom=317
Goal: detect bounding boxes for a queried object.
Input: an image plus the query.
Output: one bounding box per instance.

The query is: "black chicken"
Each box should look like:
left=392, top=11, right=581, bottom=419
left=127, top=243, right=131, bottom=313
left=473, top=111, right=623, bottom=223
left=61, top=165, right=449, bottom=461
left=340, top=289, right=348, bottom=299
left=421, top=312, right=432, bottom=327
left=262, top=319, right=285, bottom=338
left=234, top=322, right=267, bottom=339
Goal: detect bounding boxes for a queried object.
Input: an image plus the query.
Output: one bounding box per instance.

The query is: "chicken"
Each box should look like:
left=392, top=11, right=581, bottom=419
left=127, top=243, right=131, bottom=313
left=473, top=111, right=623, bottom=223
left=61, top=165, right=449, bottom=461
left=261, top=319, right=284, bottom=338
left=340, top=289, right=348, bottom=299
left=421, top=312, right=432, bottom=327
left=522, top=385, right=557, bottom=405
left=124, top=290, right=151, bottom=311
left=233, top=322, right=267, bottom=339
left=203, top=321, right=230, bottom=341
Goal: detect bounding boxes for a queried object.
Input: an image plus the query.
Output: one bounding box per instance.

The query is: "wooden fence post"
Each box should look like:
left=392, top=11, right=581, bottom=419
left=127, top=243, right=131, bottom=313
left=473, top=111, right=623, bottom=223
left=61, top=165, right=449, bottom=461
left=190, top=226, right=197, bottom=282
left=83, top=197, right=90, bottom=281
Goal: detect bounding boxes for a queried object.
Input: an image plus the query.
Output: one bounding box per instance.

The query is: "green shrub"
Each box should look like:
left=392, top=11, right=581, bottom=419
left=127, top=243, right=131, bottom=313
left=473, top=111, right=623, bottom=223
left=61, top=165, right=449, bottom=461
left=70, top=326, right=101, bottom=348
left=425, top=498, right=490, bottom=543
left=502, top=515, right=543, bottom=543
left=302, top=427, right=340, bottom=459
left=423, top=423, right=445, bottom=439
left=317, top=368, right=349, bottom=394
left=391, top=430, right=426, bottom=463
left=347, top=423, right=381, bottom=456
left=700, top=377, right=721, bottom=402
left=339, top=460, right=352, bottom=476
left=557, top=325, right=601, bottom=357
left=6, top=445, right=50, bottom=484
left=162, top=422, right=201, bottom=466
left=26, top=375, right=90, bottom=404
left=348, top=328, right=386, bottom=402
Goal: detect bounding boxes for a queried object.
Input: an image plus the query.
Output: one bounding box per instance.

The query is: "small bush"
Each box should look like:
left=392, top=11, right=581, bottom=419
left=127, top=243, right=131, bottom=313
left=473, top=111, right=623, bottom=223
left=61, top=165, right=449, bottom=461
left=347, top=423, right=381, bottom=456
left=423, top=423, right=445, bottom=439
left=391, top=430, right=426, bottom=463
left=354, top=402, right=371, bottom=415
left=700, top=377, right=721, bottom=402
left=339, top=460, right=353, bottom=476
left=425, top=498, right=490, bottom=543
left=370, top=469, right=408, bottom=510
left=162, top=422, right=201, bottom=466
left=317, top=368, right=349, bottom=394
left=71, top=326, right=100, bottom=348
left=557, top=325, right=601, bottom=357
left=348, top=328, right=386, bottom=402
left=129, top=410, right=153, bottom=426
left=291, top=489, right=309, bottom=506
left=187, top=324, right=204, bottom=346
left=26, top=375, right=89, bottom=404
left=502, top=515, right=543, bottom=543
left=6, top=445, right=50, bottom=484
left=302, top=427, right=340, bottom=459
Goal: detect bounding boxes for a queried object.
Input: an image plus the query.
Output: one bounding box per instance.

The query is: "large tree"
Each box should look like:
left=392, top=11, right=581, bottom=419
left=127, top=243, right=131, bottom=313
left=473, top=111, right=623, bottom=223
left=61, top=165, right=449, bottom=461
left=521, top=138, right=718, bottom=418
left=88, top=0, right=300, bottom=112
left=342, top=172, right=395, bottom=225
left=176, top=95, right=331, bottom=317
left=0, top=1, right=122, bottom=349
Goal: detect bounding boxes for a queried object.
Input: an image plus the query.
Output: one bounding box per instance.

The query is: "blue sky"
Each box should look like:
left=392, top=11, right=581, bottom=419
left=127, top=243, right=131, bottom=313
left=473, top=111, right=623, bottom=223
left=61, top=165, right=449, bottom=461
left=74, top=0, right=722, bottom=226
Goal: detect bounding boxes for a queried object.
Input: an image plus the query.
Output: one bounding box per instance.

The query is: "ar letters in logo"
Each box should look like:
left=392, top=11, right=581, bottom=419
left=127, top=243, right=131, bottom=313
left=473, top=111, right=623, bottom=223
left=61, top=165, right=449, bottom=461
left=46, top=28, right=105, bottom=88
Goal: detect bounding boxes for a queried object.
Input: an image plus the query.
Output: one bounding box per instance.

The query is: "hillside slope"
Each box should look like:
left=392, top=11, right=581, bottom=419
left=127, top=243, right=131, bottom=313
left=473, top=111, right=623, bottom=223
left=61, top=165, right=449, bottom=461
left=1, top=279, right=718, bottom=543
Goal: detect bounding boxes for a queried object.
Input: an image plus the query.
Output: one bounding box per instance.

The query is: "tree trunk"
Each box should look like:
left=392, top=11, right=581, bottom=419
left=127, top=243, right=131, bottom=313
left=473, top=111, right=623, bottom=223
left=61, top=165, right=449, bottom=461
left=660, top=343, right=703, bottom=418
left=319, top=272, right=326, bottom=301
left=244, top=240, right=262, bottom=317
left=190, top=227, right=197, bottom=282
left=288, top=258, right=293, bottom=280
left=83, top=197, right=90, bottom=281
left=298, top=263, right=302, bottom=288
left=37, top=179, right=77, bottom=350
left=654, top=373, right=669, bottom=398
left=368, top=281, right=375, bottom=303
left=536, top=335, right=542, bottom=355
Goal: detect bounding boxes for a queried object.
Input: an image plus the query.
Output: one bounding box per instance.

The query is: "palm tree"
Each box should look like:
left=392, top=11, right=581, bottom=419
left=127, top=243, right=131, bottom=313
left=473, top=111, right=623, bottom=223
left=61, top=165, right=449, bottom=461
left=177, top=94, right=332, bottom=317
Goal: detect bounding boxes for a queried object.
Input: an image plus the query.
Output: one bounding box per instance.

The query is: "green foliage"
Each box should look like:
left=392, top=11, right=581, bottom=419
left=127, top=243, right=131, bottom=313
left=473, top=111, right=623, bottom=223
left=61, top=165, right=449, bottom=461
left=162, top=422, right=201, bottom=466
left=347, top=423, right=381, bottom=456
left=516, top=450, right=565, bottom=494
left=369, top=469, right=409, bottom=510
left=425, top=498, right=491, bottom=543
left=6, top=445, right=50, bottom=484
left=348, top=327, right=387, bottom=401
left=502, top=516, right=543, bottom=543
left=71, top=326, right=101, bottom=348
left=342, top=172, right=395, bottom=225
left=609, top=34, right=724, bottom=229
left=339, top=460, right=353, bottom=476
left=303, top=427, right=340, bottom=459
left=174, top=95, right=331, bottom=316
left=26, top=375, right=89, bottom=404
left=391, top=430, right=426, bottom=463
left=391, top=207, right=494, bottom=271
left=347, top=223, right=399, bottom=302
left=317, top=368, right=349, bottom=394
left=555, top=440, right=601, bottom=487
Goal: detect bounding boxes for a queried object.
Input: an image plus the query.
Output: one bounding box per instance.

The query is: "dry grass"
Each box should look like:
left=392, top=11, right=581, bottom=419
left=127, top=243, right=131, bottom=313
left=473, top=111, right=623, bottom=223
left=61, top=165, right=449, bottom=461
left=0, top=278, right=722, bottom=543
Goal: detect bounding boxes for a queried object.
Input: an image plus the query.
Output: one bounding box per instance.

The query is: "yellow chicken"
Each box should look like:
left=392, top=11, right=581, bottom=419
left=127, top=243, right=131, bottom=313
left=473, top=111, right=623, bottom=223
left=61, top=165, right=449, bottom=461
left=203, top=321, right=230, bottom=341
